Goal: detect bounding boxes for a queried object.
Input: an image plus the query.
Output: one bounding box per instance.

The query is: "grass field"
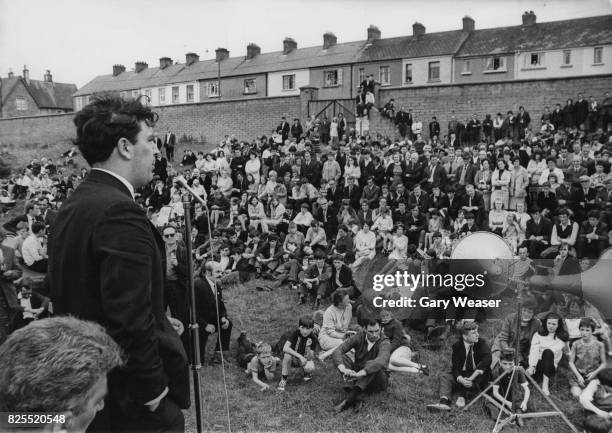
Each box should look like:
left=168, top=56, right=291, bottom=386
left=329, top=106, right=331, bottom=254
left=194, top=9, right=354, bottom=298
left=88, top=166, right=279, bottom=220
left=185, top=277, right=589, bottom=433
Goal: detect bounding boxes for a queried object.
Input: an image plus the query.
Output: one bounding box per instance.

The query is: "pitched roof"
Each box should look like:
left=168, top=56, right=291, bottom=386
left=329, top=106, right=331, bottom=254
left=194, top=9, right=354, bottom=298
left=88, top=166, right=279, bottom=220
left=358, top=29, right=469, bottom=62
left=74, top=40, right=369, bottom=96
left=457, top=14, right=612, bottom=57
left=1, top=76, right=77, bottom=110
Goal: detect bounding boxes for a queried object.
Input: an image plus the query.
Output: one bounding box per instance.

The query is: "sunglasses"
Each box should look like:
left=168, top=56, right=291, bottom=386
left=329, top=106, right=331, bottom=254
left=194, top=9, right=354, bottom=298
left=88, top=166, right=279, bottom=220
left=163, top=233, right=176, bottom=238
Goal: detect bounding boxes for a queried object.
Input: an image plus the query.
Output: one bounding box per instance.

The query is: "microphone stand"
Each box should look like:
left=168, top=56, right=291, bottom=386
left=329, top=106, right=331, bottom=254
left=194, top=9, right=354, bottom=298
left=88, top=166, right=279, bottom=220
left=182, top=193, right=204, bottom=433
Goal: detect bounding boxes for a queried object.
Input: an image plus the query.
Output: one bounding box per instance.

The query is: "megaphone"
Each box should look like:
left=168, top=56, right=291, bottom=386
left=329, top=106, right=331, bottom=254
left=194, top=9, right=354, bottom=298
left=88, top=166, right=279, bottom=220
left=530, top=248, right=612, bottom=319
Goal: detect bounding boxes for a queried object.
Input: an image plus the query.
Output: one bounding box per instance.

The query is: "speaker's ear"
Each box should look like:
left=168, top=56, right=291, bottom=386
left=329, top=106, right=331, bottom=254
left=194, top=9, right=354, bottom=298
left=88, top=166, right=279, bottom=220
left=530, top=248, right=612, bottom=320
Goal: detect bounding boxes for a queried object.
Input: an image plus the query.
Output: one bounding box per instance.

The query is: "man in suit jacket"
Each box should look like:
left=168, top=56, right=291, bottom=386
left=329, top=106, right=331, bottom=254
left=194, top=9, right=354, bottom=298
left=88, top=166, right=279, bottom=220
left=47, top=96, right=189, bottom=432
left=315, top=198, right=338, bottom=241
left=454, top=154, right=477, bottom=194
left=523, top=205, right=553, bottom=258
left=575, top=93, right=589, bottom=127
left=194, top=261, right=232, bottom=363
left=332, top=317, right=391, bottom=412
left=343, top=176, right=362, bottom=210
left=164, top=128, right=176, bottom=163
left=420, top=154, right=447, bottom=191
left=427, top=322, right=491, bottom=411
left=460, top=184, right=485, bottom=226
left=577, top=210, right=608, bottom=259
left=277, top=116, right=290, bottom=144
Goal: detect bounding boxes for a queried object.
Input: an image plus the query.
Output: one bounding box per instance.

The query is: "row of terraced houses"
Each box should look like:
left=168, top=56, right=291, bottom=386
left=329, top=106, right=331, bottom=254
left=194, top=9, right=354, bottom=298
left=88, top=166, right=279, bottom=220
left=73, top=12, right=611, bottom=111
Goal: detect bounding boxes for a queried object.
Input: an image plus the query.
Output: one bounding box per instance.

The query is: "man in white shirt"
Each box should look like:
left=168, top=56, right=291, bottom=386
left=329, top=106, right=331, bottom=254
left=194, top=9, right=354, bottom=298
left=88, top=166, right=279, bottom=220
left=21, top=221, right=47, bottom=273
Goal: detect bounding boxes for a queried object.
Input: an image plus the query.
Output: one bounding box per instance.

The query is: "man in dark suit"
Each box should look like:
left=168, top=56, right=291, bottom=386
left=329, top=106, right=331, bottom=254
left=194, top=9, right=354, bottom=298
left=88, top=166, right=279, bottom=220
left=343, top=176, right=362, bottom=210
left=315, top=198, right=338, bottom=241
left=194, top=261, right=232, bottom=363
left=429, top=116, right=441, bottom=140
left=460, top=184, right=485, bottom=227
left=326, top=179, right=343, bottom=206
left=522, top=205, right=553, bottom=258
left=277, top=116, right=290, bottom=144
left=163, top=128, right=176, bottom=163
left=420, top=154, right=447, bottom=192
left=47, top=96, right=189, bottom=432
left=577, top=210, right=608, bottom=259
left=575, top=93, right=589, bottom=128
left=427, top=322, right=491, bottom=411
left=454, top=154, right=477, bottom=194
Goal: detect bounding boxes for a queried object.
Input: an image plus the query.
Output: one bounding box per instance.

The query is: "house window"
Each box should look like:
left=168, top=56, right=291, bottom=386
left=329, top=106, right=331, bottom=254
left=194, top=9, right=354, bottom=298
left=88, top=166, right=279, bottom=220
left=324, top=69, right=342, bottom=87
left=404, top=64, right=412, bottom=83
left=75, top=97, right=83, bottom=111
left=527, top=52, right=544, bottom=67
left=158, top=88, right=166, bottom=104
left=132, top=90, right=139, bottom=99
left=594, top=47, right=603, bottom=64
left=462, top=60, right=471, bottom=74
left=144, top=89, right=152, bottom=105
left=172, top=86, right=179, bottom=104
left=486, top=56, right=506, bottom=71
left=428, top=61, right=440, bottom=81
left=244, top=79, right=256, bottom=94
left=358, top=68, right=365, bottom=83
left=563, top=50, right=572, bottom=66
left=186, top=85, right=194, bottom=103
left=282, top=74, right=295, bottom=91
left=207, top=81, right=219, bottom=97
left=379, top=66, right=390, bottom=85
left=15, top=97, right=27, bottom=111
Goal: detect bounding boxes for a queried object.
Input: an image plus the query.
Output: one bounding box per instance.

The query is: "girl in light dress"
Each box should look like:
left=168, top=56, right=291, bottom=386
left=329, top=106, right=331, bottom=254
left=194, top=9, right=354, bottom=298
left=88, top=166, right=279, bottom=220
left=488, top=198, right=508, bottom=235
left=388, top=224, right=409, bottom=260
left=372, top=207, right=394, bottom=253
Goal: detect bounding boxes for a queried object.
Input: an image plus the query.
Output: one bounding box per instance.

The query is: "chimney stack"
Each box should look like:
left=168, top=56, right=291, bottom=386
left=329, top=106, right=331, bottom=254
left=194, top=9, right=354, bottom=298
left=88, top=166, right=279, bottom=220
left=44, top=69, right=53, bottom=82
left=413, top=22, right=426, bottom=37
left=246, top=43, right=261, bottom=60
left=8, top=69, right=14, bottom=79
left=462, top=16, right=475, bottom=32
left=112, top=64, right=126, bottom=76
left=367, top=25, right=381, bottom=41
left=323, top=32, right=337, bottom=49
left=215, top=48, right=229, bottom=62
left=135, top=61, right=148, bottom=73
left=159, top=57, right=173, bottom=69
left=185, top=52, right=199, bottom=65
left=282, top=38, right=297, bottom=55
left=522, top=10, right=537, bottom=26
left=22, top=65, right=29, bottom=81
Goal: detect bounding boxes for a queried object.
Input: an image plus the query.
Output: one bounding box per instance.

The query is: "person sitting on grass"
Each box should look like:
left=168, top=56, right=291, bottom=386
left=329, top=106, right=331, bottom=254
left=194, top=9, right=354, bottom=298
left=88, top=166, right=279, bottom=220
left=427, top=322, right=492, bottom=411
left=486, top=349, right=530, bottom=427
left=526, top=312, right=569, bottom=396
left=276, top=315, right=318, bottom=391
left=239, top=339, right=280, bottom=392
left=332, top=317, right=391, bottom=413
left=380, top=309, right=429, bottom=375
left=580, top=367, right=612, bottom=433
left=299, top=250, right=331, bottom=307
left=569, top=318, right=607, bottom=399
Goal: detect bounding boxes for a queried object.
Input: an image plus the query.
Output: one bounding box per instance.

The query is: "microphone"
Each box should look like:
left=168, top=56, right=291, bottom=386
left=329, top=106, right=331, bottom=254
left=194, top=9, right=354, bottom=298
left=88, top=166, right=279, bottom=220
left=174, top=176, right=208, bottom=208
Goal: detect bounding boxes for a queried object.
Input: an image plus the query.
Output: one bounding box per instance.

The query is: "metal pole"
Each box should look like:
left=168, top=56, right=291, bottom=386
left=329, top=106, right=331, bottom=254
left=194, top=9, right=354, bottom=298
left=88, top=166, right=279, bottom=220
left=182, top=193, right=204, bottom=433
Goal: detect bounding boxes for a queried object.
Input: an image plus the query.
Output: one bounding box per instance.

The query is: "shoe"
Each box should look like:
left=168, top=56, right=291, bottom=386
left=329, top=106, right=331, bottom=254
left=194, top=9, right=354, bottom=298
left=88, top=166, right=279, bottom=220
left=426, top=403, right=451, bottom=412
left=277, top=379, right=287, bottom=391
left=455, top=397, right=466, bottom=408
left=420, top=365, right=430, bottom=376
left=352, top=400, right=363, bottom=413
left=334, top=399, right=349, bottom=414
left=303, top=373, right=312, bottom=382
left=515, top=408, right=525, bottom=427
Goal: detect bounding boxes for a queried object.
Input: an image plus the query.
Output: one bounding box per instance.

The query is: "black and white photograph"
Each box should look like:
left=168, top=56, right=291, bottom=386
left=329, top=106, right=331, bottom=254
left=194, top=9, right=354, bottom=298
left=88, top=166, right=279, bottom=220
left=1, top=0, right=612, bottom=432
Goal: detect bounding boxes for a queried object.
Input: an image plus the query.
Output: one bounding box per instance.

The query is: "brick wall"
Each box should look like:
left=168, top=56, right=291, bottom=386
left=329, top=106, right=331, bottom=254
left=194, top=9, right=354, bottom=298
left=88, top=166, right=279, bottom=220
left=2, top=80, right=41, bottom=118
left=373, top=74, right=612, bottom=139
left=154, top=95, right=300, bottom=144
left=0, top=113, right=75, bottom=146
